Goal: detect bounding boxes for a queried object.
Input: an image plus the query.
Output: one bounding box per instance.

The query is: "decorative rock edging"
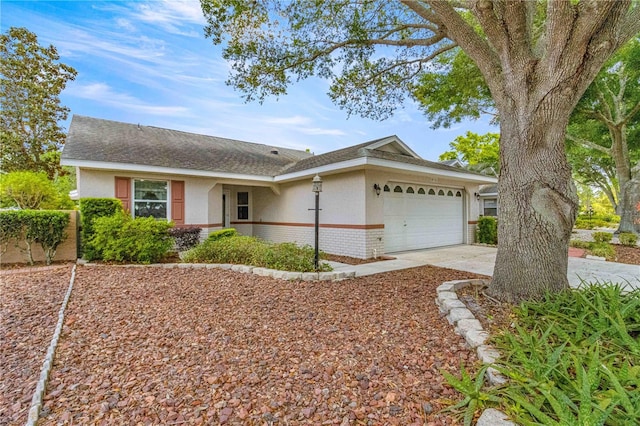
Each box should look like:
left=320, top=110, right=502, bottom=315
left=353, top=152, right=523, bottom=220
left=77, top=260, right=356, bottom=282
left=26, top=264, right=77, bottom=426
left=435, top=279, right=516, bottom=426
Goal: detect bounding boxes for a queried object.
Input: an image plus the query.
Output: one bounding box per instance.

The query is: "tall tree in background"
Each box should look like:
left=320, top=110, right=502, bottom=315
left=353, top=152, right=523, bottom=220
left=0, top=27, right=77, bottom=179
left=201, top=0, right=640, bottom=302
left=416, top=36, right=640, bottom=234
left=566, top=38, right=640, bottom=233
left=439, top=131, right=499, bottom=176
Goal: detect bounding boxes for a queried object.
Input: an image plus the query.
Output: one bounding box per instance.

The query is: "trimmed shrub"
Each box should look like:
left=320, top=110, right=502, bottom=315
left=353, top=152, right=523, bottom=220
left=574, top=218, right=610, bottom=229
left=183, top=235, right=331, bottom=272
left=593, top=231, right=613, bottom=243
left=206, top=228, right=238, bottom=242
left=569, top=240, right=591, bottom=249
left=0, top=210, right=70, bottom=265
left=91, top=211, right=173, bottom=263
left=477, top=216, right=497, bottom=245
left=590, top=242, right=615, bottom=260
left=0, top=210, right=23, bottom=254
left=79, top=198, right=123, bottom=260
left=169, top=226, right=202, bottom=251
left=261, top=242, right=329, bottom=272
left=27, top=211, right=70, bottom=265
left=619, top=232, right=638, bottom=247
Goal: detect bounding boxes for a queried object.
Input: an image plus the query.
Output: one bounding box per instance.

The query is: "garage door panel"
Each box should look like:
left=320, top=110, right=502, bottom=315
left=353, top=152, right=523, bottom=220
left=384, top=186, right=463, bottom=253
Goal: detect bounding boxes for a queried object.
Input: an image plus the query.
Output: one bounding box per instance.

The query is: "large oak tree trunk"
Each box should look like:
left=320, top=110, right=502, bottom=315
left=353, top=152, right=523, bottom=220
left=487, top=95, right=579, bottom=302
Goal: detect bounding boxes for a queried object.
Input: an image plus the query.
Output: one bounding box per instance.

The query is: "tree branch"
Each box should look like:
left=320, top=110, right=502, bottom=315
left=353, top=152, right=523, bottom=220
left=566, top=134, right=612, bottom=155
left=420, top=0, right=502, bottom=87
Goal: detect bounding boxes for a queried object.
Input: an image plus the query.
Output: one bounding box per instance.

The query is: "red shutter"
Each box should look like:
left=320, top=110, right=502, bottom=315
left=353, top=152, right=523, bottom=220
left=171, top=180, right=185, bottom=225
left=115, top=177, right=131, bottom=212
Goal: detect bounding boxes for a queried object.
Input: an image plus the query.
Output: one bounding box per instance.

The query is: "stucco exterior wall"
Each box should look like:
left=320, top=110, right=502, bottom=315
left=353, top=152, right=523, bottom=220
left=252, top=171, right=375, bottom=258
left=77, top=169, right=218, bottom=231
left=75, top=166, right=487, bottom=259
left=1, top=210, right=78, bottom=264
left=253, top=171, right=366, bottom=225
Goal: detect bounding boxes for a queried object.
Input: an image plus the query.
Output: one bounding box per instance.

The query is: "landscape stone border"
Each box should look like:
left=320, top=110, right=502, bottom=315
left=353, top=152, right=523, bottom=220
left=26, top=264, right=77, bottom=426
left=435, top=279, right=516, bottom=426
left=78, top=260, right=356, bottom=281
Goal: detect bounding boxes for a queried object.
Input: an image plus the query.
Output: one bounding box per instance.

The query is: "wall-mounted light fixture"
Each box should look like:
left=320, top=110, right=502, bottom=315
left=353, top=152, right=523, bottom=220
left=474, top=192, right=481, bottom=200
left=373, top=183, right=381, bottom=197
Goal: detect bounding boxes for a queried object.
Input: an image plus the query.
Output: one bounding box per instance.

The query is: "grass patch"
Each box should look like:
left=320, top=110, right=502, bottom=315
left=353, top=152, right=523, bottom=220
left=443, top=282, right=640, bottom=425
left=182, top=235, right=332, bottom=272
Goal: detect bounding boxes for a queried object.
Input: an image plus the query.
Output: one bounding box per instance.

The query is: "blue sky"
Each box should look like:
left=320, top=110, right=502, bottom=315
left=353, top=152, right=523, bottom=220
left=2, top=0, right=497, bottom=160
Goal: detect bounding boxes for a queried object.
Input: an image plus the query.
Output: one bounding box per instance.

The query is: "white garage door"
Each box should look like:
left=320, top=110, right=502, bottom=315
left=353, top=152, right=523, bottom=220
left=384, top=183, right=464, bottom=253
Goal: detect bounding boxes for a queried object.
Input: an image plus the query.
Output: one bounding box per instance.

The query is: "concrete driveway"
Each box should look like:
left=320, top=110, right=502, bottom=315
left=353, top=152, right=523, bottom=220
left=331, top=245, right=640, bottom=290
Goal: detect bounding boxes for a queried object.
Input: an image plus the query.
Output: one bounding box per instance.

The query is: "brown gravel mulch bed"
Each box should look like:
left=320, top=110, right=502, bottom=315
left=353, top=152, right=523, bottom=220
left=612, top=244, right=640, bottom=265
left=0, top=267, right=73, bottom=425
left=35, top=265, right=487, bottom=425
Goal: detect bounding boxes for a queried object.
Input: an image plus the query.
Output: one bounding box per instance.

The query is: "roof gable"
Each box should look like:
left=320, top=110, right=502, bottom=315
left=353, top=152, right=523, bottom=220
left=364, top=136, right=420, bottom=158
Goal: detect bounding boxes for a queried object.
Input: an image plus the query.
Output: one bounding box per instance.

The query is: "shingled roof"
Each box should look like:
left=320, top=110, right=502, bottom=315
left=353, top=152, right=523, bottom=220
left=278, top=137, right=489, bottom=177
left=62, top=115, right=313, bottom=176
left=63, top=115, right=493, bottom=181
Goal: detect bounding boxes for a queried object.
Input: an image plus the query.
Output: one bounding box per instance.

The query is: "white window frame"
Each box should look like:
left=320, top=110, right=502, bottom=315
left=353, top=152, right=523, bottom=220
left=236, top=191, right=250, bottom=221
left=133, top=178, right=170, bottom=220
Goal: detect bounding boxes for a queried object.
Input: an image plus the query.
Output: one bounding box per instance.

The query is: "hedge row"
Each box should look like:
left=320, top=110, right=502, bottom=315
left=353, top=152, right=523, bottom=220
left=477, top=216, right=497, bottom=245
left=0, top=210, right=70, bottom=265
left=79, top=198, right=124, bottom=260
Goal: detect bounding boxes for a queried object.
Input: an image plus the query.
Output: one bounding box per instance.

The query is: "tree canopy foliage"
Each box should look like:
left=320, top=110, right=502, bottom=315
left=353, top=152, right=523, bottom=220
left=0, top=170, right=73, bottom=210
left=439, top=131, right=499, bottom=176
left=417, top=36, right=640, bottom=232
left=0, top=27, right=77, bottom=178
left=201, top=0, right=640, bottom=301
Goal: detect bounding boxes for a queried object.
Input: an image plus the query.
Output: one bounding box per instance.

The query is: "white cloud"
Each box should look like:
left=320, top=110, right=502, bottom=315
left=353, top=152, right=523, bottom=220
left=68, top=82, right=189, bottom=116
left=115, top=18, right=136, bottom=32
left=134, top=0, right=206, bottom=36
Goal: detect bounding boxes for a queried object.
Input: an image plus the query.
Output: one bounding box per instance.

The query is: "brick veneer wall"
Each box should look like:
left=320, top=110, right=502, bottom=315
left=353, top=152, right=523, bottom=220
left=253, top=223, right=385, bottom=259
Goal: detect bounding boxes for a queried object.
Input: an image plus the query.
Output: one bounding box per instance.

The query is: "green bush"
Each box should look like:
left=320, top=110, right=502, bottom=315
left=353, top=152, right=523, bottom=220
left=183, top=235, right=331, bottom=272
left=493, top=284, right=640, bottom=425
left=590, top=242, right=615, bottom=260
left=1, top=171, right=57, bottom=209
left=569, top=240, right=591, bottom=249
left=184, top=235, right=264, bottom=264
left=0, top=210, right=70, bottom=265
left=169, top=226, right=202, bottom=251
left=79, top=198, right=123, bottom=260
left=593, top=231, right=613, bottom=243
left=206, top=228, right=238, bottom=242
left=477, top=216, right=497, bottom=245
left=577, top=213, right=620, bottom=224
left=91, top=211, right=173, bottom=263
left=261, top=242, right=329, bottom=272
left=574, top=218, right=610, bottom=229
left=0, top=210, right=23, bottom=254
left=619, top=232, right=638, bottom=247
left=446, top=283, right=640, bottom=425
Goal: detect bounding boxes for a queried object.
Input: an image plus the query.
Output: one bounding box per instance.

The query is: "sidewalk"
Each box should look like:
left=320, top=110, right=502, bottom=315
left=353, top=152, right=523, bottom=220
left=329, top=245, right=640, bottom=290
